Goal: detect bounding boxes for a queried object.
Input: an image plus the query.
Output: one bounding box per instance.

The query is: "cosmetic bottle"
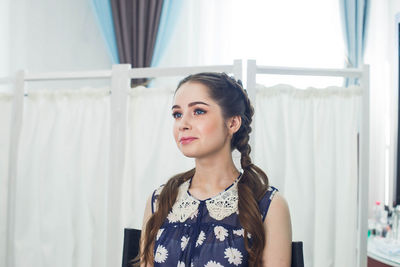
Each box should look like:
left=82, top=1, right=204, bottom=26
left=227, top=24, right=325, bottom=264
left=393, top=205, right=400, bottom=240
left=373, top=201, right=384, bottom=236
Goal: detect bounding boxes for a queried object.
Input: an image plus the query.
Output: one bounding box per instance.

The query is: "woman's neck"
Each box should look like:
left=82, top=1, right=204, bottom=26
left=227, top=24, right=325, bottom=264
left=190, top=155, right=240, bottom=199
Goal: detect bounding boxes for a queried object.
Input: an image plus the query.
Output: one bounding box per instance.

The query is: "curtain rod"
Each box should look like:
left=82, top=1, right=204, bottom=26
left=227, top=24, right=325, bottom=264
left=24, top=70, right=112, bottom=81
left=255, top=65, right=363, bottom=78
left=126, top=65, right=236, bottom=78
left=10, top=64, right=238, bottom=81
left=1, top=62, right=363, bottom=82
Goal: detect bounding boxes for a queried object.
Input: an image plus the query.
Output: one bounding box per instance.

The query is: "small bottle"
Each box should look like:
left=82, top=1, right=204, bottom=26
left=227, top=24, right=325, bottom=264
left=368, top=219, right=375, bottom=238
left=394, top=205, right=400, bottom=241
left=373, top=201, right=383, bottom=237
left=382, top=205, right=389, bottom=237
left=387, top=205, right=394, bottom=239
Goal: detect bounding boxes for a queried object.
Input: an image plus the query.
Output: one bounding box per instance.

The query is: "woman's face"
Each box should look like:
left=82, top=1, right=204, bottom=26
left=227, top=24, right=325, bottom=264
left=172, top=81, right=230, bottom=159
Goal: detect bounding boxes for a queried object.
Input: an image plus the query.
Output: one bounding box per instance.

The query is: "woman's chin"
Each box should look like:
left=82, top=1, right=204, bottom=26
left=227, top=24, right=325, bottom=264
left=179, top=146, right=204, bottom=158
left=180, top=151, right=198, bottom=158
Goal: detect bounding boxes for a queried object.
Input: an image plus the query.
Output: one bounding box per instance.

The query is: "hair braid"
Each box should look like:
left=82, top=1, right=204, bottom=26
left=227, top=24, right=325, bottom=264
left=222, top=74, right=270, bottom=266
left=134, top=168, right=195, bottom=266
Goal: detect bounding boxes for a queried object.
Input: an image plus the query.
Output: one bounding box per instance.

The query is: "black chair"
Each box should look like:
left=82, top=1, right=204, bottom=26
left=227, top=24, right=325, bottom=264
left=122, top=228, right=304, bottom=267
left=122, top=228, right=141, bottom=267
left=291, top=241, right=304, bottom=267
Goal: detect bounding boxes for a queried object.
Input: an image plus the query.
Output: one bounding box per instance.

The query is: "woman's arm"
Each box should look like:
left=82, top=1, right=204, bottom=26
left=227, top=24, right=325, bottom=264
left=140, top=195, right=153, bottom=267
left=262, top=191, right=293, bottom=266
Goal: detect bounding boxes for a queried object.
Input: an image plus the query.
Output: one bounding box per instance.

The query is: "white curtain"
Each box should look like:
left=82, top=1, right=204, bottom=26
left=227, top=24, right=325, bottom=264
left=10, top=88, right=111, bottom=267
left=254, top=84, right=362, bottom=267
left=0, top=91, right=13, bottom=267
left=1, top=85, right=195, bottom=267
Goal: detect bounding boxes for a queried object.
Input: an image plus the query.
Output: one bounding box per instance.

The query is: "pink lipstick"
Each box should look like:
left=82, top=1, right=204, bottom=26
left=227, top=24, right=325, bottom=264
left=180, top=137, right=197, bottom=145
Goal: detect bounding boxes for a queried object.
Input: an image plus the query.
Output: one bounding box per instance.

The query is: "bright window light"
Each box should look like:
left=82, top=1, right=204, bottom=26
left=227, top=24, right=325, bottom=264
left=230, top=0, right=345, bottom=88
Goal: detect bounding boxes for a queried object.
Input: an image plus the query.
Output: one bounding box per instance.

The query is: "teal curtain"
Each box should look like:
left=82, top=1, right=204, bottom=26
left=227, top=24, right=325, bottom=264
left=150, top=0, right=184, bottom=67
left=91, top=0, right=119, bottom=64
left=339, top=0, right=370, bottom=86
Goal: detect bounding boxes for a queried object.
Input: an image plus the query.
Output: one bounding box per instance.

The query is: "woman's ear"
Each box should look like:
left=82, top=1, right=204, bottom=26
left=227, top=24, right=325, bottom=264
left=227, top=115, right=242, bottom=136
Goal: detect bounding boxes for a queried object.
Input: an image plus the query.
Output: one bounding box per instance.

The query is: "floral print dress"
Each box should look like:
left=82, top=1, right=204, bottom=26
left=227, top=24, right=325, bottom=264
left=151, top=172, right=278, bottom=267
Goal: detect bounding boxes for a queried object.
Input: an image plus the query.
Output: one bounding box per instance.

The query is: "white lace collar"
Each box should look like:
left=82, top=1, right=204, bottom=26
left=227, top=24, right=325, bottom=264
left=166, top=174, right=242, bottom=223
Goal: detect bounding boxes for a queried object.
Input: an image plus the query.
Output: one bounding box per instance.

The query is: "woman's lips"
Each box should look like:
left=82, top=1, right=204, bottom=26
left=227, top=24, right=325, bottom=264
left=180, top=137, right=197, bottom=145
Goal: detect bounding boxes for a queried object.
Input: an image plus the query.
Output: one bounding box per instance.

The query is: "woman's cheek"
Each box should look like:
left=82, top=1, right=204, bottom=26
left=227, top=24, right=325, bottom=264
left=197, top=120, right=219, bottom=137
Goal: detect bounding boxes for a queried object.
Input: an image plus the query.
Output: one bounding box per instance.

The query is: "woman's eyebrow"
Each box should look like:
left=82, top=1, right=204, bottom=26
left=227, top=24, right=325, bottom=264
left=171, top=101, right=210, bottom=110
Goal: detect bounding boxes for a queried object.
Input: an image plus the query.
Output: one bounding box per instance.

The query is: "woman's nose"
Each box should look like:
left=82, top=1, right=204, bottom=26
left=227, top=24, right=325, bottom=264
left=178, top=113, right=191, bottom=131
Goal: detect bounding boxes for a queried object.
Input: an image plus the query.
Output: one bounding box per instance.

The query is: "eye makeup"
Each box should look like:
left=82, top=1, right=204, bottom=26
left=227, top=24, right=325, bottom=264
left=172, top=108, right=207, bottom=119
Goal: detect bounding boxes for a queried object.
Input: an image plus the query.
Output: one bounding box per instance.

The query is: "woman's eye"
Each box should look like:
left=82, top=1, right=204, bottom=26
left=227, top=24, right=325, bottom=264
left=194, top=109, right=206, bottom=115
left=172, top=112, right=181, bottom=119
left=172, top=109, right=205, bottom=119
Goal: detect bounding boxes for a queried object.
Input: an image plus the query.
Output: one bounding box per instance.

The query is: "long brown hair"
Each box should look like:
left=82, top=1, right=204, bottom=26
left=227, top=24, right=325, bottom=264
left=138, top=72, right=270, bottom=266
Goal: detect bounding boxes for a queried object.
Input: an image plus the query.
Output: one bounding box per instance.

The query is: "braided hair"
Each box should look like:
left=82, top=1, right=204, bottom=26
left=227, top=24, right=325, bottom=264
left=138, top=72, right=270, bottom=267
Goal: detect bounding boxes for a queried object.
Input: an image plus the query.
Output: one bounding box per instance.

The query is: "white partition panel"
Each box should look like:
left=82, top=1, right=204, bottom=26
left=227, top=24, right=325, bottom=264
left=0, top=60, right=243, bottom=267
left=246, top=59, right=369, bottom=267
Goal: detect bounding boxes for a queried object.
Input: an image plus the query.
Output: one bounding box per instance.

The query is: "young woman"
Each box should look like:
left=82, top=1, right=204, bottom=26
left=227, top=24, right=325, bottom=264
left=138, top=72, right=292, bottom=267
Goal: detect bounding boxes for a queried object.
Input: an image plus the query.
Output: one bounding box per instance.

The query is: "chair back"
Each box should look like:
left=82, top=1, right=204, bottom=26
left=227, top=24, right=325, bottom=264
left=122, top=228, right=141, bottom=267
left=291, top=241, right=304, bottom=267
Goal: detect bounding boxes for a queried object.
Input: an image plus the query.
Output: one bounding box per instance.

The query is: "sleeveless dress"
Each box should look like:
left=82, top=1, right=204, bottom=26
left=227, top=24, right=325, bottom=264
left=151, top=172, right=278, bottom=267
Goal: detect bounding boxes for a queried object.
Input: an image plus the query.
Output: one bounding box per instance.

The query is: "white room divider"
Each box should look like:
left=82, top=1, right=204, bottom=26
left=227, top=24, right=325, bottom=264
left=246, top=59, right=369, bottom=267
left=0, top=61, right=243, bottom=267
left=0, top=59, right=369, bottom=267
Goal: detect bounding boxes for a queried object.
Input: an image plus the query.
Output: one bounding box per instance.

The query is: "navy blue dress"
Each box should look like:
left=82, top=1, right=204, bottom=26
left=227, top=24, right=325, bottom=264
left=151, top=173, right=278, bottom=267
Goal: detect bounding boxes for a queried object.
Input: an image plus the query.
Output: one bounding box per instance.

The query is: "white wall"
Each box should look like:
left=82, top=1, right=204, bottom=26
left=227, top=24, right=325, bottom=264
left=388, top=0, right=400, bottom=206
left=0, top=0, right=10, bottom=77
left=365, top=0, right=400, bottom=214
left=5, top=0, right=112, bottom=88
